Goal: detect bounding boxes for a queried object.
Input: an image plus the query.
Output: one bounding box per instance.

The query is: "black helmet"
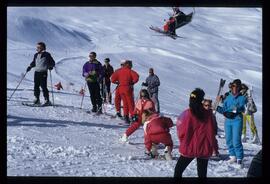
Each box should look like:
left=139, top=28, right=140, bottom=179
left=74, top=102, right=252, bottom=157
left=232, top=79, right=242, bottom=87
left=104, top=58, right=110, bottom=62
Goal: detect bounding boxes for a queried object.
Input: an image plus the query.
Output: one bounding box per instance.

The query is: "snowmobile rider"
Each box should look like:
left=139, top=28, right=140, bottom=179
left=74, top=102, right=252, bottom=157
left=26, top=42, right=55, bottom=105
left=163, top=17, right=176, bottom=35
left=172, top=7, right=186, bottom=26
left=82, top=52, right=104, bottom=114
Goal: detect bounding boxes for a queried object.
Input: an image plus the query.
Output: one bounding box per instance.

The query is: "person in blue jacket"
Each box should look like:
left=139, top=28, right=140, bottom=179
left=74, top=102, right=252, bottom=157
left=216, top=79, right=247, bottom=168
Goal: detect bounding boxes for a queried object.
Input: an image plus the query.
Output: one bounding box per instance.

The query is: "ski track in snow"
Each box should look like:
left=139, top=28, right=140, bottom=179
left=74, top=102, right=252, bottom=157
left=7, top=7, right=262, bottom=177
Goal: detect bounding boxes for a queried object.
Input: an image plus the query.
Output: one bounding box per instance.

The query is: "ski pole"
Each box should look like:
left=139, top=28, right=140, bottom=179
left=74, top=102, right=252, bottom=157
left=8, top=71, right=28, bottom=101
left=49, top=70, right=54, bottom=106
left=80, top=81, right=87, bottom=109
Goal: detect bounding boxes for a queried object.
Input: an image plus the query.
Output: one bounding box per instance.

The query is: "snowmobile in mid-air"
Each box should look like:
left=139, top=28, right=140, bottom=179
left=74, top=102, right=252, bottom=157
left=150, top=8, right=195, bottom=39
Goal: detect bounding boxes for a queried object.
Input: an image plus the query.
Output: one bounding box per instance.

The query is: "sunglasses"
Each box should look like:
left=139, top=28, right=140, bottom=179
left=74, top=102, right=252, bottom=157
left=203, top=104, right=211, bottom=107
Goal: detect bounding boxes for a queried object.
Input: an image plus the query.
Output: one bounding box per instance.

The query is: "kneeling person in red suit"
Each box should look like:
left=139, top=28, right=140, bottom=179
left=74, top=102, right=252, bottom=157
left=142, top=109, right=174, bottom=160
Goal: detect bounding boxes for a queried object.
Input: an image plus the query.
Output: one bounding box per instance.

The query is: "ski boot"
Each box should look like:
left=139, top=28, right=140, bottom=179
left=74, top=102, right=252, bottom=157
left=33, top=97, right=41, bottom=105
left=150, top=143, right=159, bottom=158
left=164, top=146, right=173, bottom=160
left=43, top=98, right=52, bottom=106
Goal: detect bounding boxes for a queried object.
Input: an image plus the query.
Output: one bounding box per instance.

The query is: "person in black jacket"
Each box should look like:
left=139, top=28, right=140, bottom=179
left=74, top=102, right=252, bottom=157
left=26, top=42, right=55, bottom=105
left=102, top=58, right=114, bottom=104
left=247, top=149, right=262, bottom=177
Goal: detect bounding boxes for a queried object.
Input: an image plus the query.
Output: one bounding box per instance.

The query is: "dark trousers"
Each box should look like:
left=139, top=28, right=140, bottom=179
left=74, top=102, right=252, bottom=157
left=34, top=71, right=49, bottom=100
left=101, top=82, right=111, bottom=102
left=87, top=82, right=102, bottom=109
left=174, top=155, right=209, bottom=178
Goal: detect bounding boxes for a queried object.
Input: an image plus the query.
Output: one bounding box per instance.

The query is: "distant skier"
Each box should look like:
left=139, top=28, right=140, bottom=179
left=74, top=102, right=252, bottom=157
left=202, top=99, right=219, bottom=157
left=114, top=60, right=126, bottom=118
left=174, top=88, right=216, bottom=178
left=120, top=89, right=156, bottom=142
left=142, top=68, right=160, bottom=113
left=82, top=52, right=104, bottom=114
left=102, top=58, right=114, bottom=104
left=141, top=109, right=174, bottom=160
left=163, top=17, right=176, bottom=35
left=111, top=60, right=139, bottom=123
left=215, top=79, right=247, bottom=168
left=26, top=42, right=55, bottom=105
left=240, top=83, right=260, bottom=144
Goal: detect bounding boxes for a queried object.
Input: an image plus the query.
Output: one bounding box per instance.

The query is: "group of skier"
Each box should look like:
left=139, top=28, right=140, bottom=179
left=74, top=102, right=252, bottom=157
left=24, top=42, right=260, bottom=177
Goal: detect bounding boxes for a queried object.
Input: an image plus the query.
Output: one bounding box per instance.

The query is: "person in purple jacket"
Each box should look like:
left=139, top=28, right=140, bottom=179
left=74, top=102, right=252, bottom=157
left=82, top=52, right=104, bottom=114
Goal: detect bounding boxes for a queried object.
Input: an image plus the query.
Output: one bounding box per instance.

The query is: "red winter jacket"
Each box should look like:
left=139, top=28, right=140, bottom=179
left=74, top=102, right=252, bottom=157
left=143, top=113, right=173, bottom=151
left=144, top=113, right=173, bottom=135
left=176, top=109, right=216, bottom=158
left=111, top=66, right=139, bottom=91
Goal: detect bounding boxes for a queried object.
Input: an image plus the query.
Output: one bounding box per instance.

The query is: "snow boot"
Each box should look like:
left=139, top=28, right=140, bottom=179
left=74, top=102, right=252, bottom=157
left=116, top=112, right=123, bottom=118
left=236, top=159, right=243, bottom=169
left=43, top=98, right=52, bottom=106
left=252, top=134, right=260, bottom=144
left=164, top=146, right=173, bottom=160
left=241, top=134, right=247, bottom=143
left=119, top=133, right=128, bottom=143
left=124, top=115, right=130, bottom=124
left=91, top=106, right=97, bottom=113
left=33, top=97, right=40, bottom=105
left=150, top=143, right=159, bottom=158
left=227, top=156, right=236, bottom=164
left=96, top=105, right=102, bottom=114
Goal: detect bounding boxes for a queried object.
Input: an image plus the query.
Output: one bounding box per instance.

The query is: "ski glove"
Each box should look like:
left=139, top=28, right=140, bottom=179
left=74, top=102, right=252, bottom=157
left=26, top=66, right=31, bottom=72
left=142, top=82, right=148, bottom=87
left=131, top=114, right=138, bottom=122
left=48, top=66, right=53, bottom=70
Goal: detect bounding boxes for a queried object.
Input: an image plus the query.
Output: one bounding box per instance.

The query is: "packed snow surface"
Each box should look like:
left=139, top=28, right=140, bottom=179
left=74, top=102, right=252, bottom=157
left=7, top=7, right=262, bottom=177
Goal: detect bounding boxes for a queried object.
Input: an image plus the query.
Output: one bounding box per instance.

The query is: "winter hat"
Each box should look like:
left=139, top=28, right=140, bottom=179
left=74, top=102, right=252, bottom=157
left=104, top=58, right=110, bottom=62
left=232, top=79, right=242, bottom=87
left=120, top=59, right=126, bottom=65
left=190, top=88, right=205, bottom=103
left=125, top=60, right=133, bottom=68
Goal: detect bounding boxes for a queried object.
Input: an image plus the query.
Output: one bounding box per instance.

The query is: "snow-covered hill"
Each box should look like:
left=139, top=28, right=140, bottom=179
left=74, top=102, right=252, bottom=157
left=7, top=7, right=262, bottom=177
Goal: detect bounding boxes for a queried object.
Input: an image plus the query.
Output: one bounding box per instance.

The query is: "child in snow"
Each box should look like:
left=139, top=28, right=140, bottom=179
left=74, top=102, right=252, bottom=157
left=174, top=88, right=216, bottom=178
left=119, top=89, right=156, bottom=142
left=141, top=109, right=174, bottom=160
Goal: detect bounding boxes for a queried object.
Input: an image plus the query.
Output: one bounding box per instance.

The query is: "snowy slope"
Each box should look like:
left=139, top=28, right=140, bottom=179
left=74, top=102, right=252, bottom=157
left=7, top=7, right=262, bottom=177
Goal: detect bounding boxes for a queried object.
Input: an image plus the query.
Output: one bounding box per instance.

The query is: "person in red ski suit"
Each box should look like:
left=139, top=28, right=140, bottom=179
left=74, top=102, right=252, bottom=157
left=120, top=89, right=156, bottom=142
left=114, top=60, right=126, bottom=118
left=174, top=88, right=216, bottom=178
left=142, top=109, right=174, bottom=160
left=111, top=60, right=139, bottom=123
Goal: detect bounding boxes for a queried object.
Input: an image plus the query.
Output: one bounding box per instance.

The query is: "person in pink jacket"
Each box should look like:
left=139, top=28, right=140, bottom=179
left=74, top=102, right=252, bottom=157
left=119, top=89, right=156, bottom=142
left=174, top=88, right=216, bottom=178
left=141, top=109, right=174, bottom=160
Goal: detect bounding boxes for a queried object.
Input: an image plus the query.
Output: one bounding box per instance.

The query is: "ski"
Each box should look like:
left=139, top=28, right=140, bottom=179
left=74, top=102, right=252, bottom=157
left=212, top=78, right=226, bottom=114
left=149, top=26, right=183, bottom=39
left=22, top=102, right=53, bottom=107
left=129, top=155, right=176, bottom=161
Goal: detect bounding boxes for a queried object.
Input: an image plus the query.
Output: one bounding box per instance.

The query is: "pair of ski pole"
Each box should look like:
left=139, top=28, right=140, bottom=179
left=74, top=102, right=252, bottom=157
left=8, top=70, right=55, bottom=106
